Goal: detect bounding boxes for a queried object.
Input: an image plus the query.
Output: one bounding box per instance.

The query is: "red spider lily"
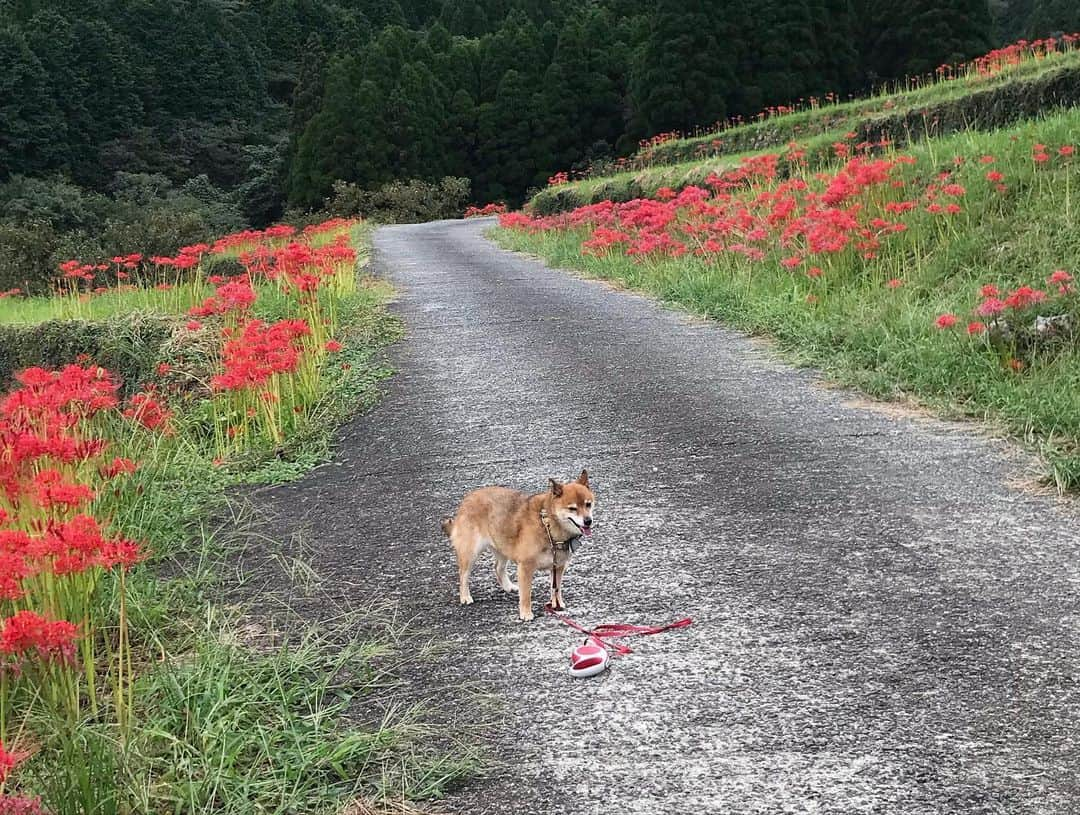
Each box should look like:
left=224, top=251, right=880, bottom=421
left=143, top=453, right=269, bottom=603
left=935, top=313, right=958, bottom=329
left=0, top=743, right=30, bottom=784
left=0, top=552, right=31, bottom=600
left=886, top=278, right=903, bottom=289
left=29, top=469, right=95, bottom=510
left=1059, top=146, right=1075, bottom=157
left=0, top=794, right=46, bottom=814
left=325, top=340, right=343, bottom=353
left=210, top=319, right=312, bottom=392
left=986, top=171, right=1004, bottom=183
left=976, top=298, right=1006, bottom=317
left=1004, top=286, right=1047, bottom=309
left=100, top=457, right=137, bottom=479
left=302, top=218, right=355, bottom=237
left=189, top=276, right=256, bottom=317
left=58, top=260, right=95, bottom=282
left=122, top=391, right=173, bottom=433
left=967, top=321, right=986, bottom=335
left=464, top=203, right=508, bottom=218
left=1, top=365, right=119, bottom=429
left=0, top=611, right=78, bottom=663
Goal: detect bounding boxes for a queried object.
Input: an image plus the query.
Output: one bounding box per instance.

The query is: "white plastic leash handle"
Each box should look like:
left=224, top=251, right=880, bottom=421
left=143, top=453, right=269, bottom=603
left=569, top=642, right=609, bottom=678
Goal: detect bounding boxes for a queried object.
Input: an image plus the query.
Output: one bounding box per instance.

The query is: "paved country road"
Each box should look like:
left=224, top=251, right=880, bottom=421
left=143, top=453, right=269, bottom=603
left=248, top=217, right=1080, bottom=814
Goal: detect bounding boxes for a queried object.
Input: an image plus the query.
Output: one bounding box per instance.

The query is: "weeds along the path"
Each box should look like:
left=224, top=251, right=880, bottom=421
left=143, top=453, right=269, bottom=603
left=0, top=221, right=474, bottom=813
left=497, top=108, right=1080, bottom=492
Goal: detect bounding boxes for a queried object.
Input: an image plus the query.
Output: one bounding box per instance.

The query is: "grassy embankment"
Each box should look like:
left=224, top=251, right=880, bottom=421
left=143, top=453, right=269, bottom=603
left=0, top=221, right=476, bottom=814
left=531, top=42, right=1080, bottom=213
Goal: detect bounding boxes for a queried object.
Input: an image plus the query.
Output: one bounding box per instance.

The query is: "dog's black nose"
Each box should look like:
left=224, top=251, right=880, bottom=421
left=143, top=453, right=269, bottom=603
left=582, top=517, right=593, bottom=528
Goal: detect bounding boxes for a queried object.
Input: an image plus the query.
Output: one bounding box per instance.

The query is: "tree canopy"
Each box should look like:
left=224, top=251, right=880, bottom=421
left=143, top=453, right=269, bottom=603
left=0, top=0, right=1073, bottom=216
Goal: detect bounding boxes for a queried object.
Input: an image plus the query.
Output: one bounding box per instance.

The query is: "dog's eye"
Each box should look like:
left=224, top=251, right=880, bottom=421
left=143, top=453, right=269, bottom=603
left=585, top=501, right=592, bottom=508
left=566, top=506, right=577, bottom=512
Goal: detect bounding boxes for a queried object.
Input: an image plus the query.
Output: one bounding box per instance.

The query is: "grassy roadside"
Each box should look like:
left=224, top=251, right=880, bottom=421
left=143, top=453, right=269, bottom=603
left=496, top=108, right=1080, bottom=492
left=2, top=222, right=477, bottom=813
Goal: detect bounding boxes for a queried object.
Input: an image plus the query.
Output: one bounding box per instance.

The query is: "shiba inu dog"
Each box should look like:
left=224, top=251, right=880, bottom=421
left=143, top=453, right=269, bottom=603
left=441, top=470, right=595, bottom=621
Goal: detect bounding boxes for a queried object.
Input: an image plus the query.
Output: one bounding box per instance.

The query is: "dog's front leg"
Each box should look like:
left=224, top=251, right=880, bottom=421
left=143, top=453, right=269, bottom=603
left=517, top=561, right=536, bottom=621
left=550, top=562, right=568, bottom=612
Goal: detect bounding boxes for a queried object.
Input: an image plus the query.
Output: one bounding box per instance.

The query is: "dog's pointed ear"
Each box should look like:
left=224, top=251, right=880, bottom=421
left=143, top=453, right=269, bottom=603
left=548, top=478, right=563, bottom=497
left=577, top=469, right=589, bottom=486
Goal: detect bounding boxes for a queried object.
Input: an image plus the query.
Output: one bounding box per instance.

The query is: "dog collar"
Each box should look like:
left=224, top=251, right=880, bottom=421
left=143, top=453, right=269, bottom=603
left=539, top=509, right=579, bottom=548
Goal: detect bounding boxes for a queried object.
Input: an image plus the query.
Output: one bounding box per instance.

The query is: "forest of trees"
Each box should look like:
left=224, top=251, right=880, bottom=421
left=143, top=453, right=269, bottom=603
left=1, top=0, right=1078, bottom=237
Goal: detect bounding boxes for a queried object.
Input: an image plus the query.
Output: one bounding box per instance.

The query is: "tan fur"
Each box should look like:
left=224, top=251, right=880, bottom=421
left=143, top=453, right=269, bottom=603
left=442, top=469, right=595, bottom=621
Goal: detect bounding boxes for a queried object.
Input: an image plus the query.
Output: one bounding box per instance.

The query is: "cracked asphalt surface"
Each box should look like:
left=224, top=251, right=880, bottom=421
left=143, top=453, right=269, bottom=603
left=247, top=217, right=1080, bottom=814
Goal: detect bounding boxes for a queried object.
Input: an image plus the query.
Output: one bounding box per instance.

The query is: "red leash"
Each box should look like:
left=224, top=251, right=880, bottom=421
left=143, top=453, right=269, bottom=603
left=547, top=607, right=693, bottom=656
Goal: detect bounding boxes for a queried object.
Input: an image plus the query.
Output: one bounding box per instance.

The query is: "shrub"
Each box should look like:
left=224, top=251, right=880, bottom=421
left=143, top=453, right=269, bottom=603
left=0, top=316, right=174, bottom=394
left=0, top=173, right=244, bottom=294
left=328, top=176, right=471, bottom=223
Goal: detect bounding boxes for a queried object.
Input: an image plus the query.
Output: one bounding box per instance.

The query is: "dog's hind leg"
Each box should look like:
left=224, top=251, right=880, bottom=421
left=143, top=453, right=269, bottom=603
left=453, top=528, right=482, bottom=605
left=493, top=554, right=517, bottom=593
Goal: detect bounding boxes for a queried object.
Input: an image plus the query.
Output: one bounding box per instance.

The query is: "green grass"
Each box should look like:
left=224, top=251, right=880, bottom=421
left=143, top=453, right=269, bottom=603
left=499, top=106, right=1080, bottom=491
left=0, top=281, right=214, bottom=325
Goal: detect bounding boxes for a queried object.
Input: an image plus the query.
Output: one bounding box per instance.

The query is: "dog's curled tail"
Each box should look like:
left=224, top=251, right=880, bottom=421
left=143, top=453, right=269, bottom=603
left=440, top=516, right=454, bottom=537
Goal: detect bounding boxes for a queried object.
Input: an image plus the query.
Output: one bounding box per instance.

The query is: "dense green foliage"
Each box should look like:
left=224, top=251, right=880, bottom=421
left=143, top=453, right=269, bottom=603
left=1, top=0, right=1077, bottom=249
left=329, top=176, right=471, bottom=223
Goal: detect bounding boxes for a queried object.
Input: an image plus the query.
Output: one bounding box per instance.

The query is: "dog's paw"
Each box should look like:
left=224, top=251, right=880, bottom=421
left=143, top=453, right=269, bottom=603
left=503, top=583, right=519, bottom=594
left=519, top=609, right=534, bottom=622
left=459, top=595, right=474, bottom=606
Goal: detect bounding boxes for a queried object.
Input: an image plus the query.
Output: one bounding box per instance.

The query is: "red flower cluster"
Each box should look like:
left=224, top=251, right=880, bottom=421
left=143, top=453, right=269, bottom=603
left=506, top=151, right=917, bottom=267
left=0, top=795, right=45, bottom=815
left=210, top=224, right=298, bottom=255
left=189, top=276, right=257, bottom=317
left=464, top=203, right=508, bottom=218
left=965, top=34, right=1080, bottom=78
left=0, top=743, right=28, bottom=784
left=0, top=364, right=150, bottom=757
left=238, top=239, right=356, bottom=295
left=150, top=243, right=209, bottom=271
left=302, top=218, right=355, bottom=237
left=0, top=610, right=78, bottom=663
left=122, top=390, right=173, bottom=432
left=210, top=320, right=312, bottom=392
left=940, top=271, right=1075, bottom=334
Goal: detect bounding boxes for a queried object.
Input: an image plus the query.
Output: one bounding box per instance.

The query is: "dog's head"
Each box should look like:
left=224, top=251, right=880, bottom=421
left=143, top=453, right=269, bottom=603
left=548, top=469, right=595, bottom=539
